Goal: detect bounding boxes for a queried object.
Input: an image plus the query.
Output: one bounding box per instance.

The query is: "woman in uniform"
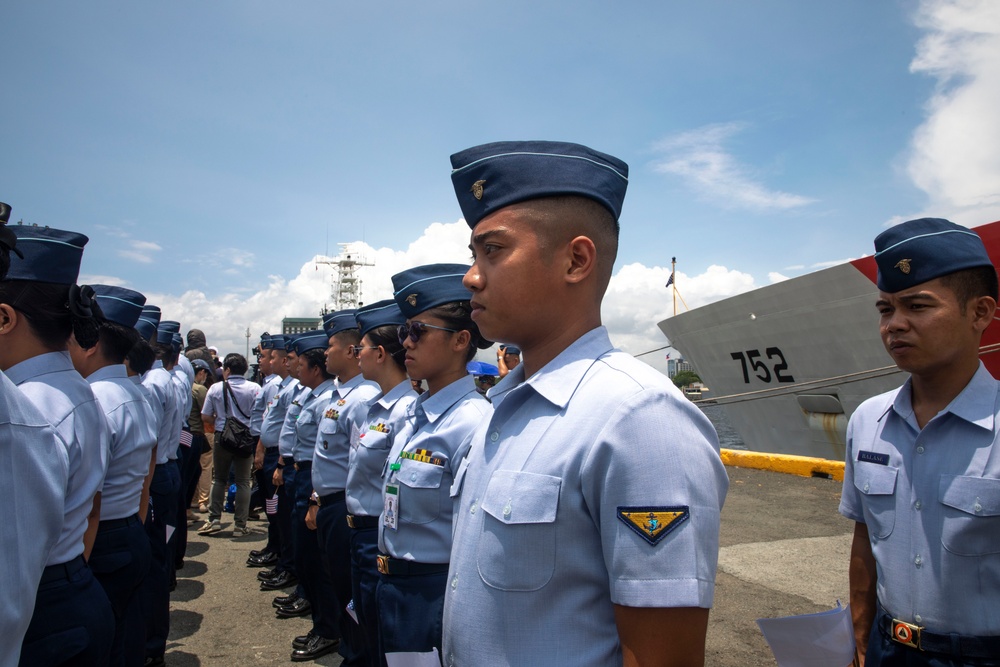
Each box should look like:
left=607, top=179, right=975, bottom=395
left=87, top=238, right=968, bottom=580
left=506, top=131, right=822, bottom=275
left=375, top=264, right=493, bottom=661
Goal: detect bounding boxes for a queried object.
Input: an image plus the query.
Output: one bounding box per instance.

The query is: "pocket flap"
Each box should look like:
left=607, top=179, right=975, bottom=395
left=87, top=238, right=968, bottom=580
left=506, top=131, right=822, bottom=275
left=940, top=475, right=1000, bottom=516
left=854, top=463, right=898, bottom=496
left=398, top=458, right=444, bottom=489
left=481, top=470, right=560, bottom=525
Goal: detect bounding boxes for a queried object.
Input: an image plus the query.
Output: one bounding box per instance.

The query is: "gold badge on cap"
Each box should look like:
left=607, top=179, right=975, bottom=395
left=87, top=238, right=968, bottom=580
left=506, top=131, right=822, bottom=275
left=895, top=258, right=912, bottom=274
left=617, top=506, right=689, bottom=546
left=406, top=294, right=418, bottom=307
left=471, top=180, right=486, bottom=201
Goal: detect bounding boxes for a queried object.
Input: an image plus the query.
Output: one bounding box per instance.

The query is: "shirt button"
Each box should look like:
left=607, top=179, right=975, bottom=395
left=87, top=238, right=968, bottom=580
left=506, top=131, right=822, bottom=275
left=410, top=473, right=416, bottom=481
left=503, top=500, right=512, bottom=517
left=490, top=431, right=499, bottom=442
left=915, top=614, right=922, bottom=623
left=451, top=576, right=458, bottom=590
left=916, top=446, right=925, bottom=454
left=469, top=501, right=477, bottom=515
left=863, top=483, right=870, bottom=492
left=915, top=501, right=922, bottom=510
left=914, top=555, right=922, bottom=567
left=975, top=499, right=983, bottom=513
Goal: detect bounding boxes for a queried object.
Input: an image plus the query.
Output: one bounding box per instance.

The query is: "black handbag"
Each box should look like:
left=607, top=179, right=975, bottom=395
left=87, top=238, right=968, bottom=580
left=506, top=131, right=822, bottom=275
left=218, top=380, right=255, bottom=458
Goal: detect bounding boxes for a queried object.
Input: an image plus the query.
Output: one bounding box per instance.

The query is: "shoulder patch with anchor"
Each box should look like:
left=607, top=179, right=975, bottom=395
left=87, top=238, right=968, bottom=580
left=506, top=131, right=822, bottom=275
left=617, top=506, right=689, bottom=546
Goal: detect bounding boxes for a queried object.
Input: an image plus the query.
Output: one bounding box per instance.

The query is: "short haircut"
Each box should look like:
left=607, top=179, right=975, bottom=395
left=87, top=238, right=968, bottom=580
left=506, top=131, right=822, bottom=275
left=127, top=339, right=156, bottom=375
left=939, top=265, right=999, bottom=312
left=333, top=328, right=361, bottom=347
left=97, top=320, right=141, bottom=364
left=151, top=341, right=177, bottom=364
left=223, top=353, right=249, bottom=376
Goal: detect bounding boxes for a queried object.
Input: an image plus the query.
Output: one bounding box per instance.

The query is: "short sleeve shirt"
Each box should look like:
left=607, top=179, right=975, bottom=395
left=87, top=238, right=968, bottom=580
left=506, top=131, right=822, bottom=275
left=311, top=374, right=380, bottom=495
left=442, top=327, right=728, bottom=667
left=839, top=363, right=1000, bottom=635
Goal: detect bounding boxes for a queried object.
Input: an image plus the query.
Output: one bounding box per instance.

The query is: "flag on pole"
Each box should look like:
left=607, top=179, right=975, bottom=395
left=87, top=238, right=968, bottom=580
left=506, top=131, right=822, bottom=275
left=666, top=271, right=674, bottom=288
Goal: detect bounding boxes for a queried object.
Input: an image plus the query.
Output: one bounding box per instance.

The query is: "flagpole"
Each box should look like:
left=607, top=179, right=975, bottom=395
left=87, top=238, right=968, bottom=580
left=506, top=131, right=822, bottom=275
left=672, top=257, right=677, bottom=317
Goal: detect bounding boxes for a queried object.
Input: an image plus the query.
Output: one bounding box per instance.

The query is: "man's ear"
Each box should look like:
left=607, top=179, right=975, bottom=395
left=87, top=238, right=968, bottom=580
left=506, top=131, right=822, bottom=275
left=564, top=235, right=597, bottom=285
left=0, top=304, right=19, bottom=336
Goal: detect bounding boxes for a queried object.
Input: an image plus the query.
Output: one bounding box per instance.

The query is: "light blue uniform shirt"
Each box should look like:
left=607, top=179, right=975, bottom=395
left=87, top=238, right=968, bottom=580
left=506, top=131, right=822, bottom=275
left=347, top=380, right=418, bottom=517
left=311, top=375, right=380, bottom=495
left=442, top=327, right=728, bottom=667
left=0, top=370, right=68, bottom=667
left=251, top=374, right=280, bottom=438
left=7, top=351, right=112, bottom=566
left=130, top=374, right=161, bottom=435
left=88, top=365, right=158, bottom=520
left=840, top=362, right=1000, bottom=636
left=175, top=354, right=195, bottom=385
left=259, top=376, right=295, bottom=448
left=172, top=365, right=194, bottom=427
left=201, top=376, right=261, bottom=432
left=143, top=362, right=180, bottom=465
left=378, top=374, right=491, bottom=564
left=278, top=384, right=309, bottom=459
left=291, top=379, right=336, bottom=464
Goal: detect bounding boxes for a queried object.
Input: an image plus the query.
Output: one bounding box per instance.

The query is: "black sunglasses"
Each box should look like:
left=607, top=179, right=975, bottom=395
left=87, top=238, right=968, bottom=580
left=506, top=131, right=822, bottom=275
left=398, top=321, right=458, bottom=345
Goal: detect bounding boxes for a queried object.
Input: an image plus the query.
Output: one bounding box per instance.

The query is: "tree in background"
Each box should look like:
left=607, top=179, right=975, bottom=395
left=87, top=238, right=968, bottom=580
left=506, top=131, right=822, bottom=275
left=671, top=370, right=702, bottom=389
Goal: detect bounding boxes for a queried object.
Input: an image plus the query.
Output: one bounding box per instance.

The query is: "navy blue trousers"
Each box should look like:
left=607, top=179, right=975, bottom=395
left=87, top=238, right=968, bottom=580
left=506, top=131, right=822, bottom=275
left=143, top=462, right=179, bottom=659
left=91, top=515, right=151, bottom=667
left=19, top=555, right=115, bottom=667
left=375, top=569, right=447, bottom=657
left=318, top=497, right=367, bottom=666
left=258, top=447, right=281, bottom=555
left=292, top=467, right=339, bottom=640
left=350, top=526, right=383, bottom=667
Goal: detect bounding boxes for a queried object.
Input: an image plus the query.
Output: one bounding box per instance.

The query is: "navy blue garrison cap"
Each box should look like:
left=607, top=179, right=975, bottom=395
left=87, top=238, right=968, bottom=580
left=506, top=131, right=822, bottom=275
left=171, top=333, right=183, bottom=353
left=283, top=334, right=299, bottom=353
left=259, top=332, right=273, bottom=350
left=136, top=305, right=161, bottom=341
left=874, top=218, right=994, bottom=293
left=156, top=320, right=180, bottom=346
left=269, top=334, right=286, bottom=350
left=450, top=140, right=629, bottom=229
left=355, top=299, right=407, bottom=338
left=5, top=226, right=89, bottom=284
left=91, top=285, right=146, bottom=328
left=392, top=264, right=473, bottom=318
left=324, top=310, right=358, bottom=337
left=293, top=330, right=329, bottom=355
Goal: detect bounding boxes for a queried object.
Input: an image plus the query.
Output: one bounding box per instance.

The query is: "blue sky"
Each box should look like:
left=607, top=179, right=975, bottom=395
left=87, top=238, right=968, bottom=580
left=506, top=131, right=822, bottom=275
left=3, top=1, right=999, bottom=368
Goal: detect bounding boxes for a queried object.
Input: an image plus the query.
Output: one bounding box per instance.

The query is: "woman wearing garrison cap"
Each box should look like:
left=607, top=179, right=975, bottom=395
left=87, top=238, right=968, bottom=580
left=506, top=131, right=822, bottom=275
left=374, top=264, right=493, bottom=662
left=0, top=222, right=115, bottom=666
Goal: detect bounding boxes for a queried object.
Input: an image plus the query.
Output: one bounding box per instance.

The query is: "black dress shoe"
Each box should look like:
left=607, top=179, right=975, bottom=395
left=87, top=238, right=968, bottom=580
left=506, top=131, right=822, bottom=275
left=246, top=551, right=279, bottom=568
left=272, top=591, right=300, bottom=608
left=144, top=657, right=166, bottom=667
left=276, top=596, right=312, bottom=618
left=292, top=630, right=316, bottom=650
left=260, top=571, right=298, bottom=591
left=290, top=635, right=338, bottom=661
left=257, top=567, right=280, bottom=582
left=248, top=548, right=267, bottom=558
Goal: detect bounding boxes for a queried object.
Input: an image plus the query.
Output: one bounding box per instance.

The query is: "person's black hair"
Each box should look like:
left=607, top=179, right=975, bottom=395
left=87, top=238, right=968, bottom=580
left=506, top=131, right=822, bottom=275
left=97, top=319, right=140, bottom=364
left=223, top=352, right=249, bottom=376
left=940, top=266, right=1000, bottom=312
left=301, top=348, right=334, bottom=379
left=195, top=365, right=215, bottom=389
left=333, top=328, right=361, bottom=347
left=151, top=340, right=177, bottom=364
left=127, top=338, right=156, bottom=375
left=367, top=324, right=406, bottom=372
left=0, top=280, right=101, bottom=350
left=424, top=301, right=492, bottom=363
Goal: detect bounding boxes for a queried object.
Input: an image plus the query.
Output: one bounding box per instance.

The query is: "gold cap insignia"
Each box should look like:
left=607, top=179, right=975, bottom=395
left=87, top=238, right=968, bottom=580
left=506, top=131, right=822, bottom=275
left=406, top=294, right=418, bottom=307
left=471, top=180, right=486, bottom=201
left=895, top=258, right=912, bottom=274
left=617, top=506, right=689, bottom=546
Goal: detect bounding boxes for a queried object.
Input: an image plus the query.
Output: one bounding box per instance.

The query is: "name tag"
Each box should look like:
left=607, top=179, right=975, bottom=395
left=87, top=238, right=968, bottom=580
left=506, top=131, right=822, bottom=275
left=858, top=450, right=889, bottom=466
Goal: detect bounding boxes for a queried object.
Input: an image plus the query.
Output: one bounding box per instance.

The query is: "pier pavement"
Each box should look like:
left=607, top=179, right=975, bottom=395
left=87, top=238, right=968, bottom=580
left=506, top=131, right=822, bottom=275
left=163, top=466, right=852, bottom=666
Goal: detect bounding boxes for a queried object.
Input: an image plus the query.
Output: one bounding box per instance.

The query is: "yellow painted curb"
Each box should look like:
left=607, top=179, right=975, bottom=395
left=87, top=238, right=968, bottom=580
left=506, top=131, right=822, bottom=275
left=721, top=448, right=844, bottom=481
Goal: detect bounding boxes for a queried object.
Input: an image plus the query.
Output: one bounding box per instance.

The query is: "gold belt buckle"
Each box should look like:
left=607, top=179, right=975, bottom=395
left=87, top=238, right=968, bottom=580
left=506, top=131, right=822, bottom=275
left=346, top=515, right=355, bottom=529
left=376, top=554, right=390, bottom=575
left=891, top=618, right=923, bottom=650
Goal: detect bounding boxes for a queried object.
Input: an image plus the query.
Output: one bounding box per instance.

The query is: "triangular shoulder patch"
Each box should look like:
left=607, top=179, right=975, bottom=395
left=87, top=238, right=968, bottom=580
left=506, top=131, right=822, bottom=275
left=617, top=506, right=689, bottom=546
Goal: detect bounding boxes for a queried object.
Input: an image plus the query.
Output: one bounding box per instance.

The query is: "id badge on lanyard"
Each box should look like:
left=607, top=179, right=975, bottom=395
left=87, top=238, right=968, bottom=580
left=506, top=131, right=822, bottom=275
left=384, top=460, right=401, bottom=530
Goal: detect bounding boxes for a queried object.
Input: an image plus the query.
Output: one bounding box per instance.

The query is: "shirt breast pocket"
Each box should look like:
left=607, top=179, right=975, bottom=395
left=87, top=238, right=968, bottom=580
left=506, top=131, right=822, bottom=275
left=477, top=470, right=561, bottom=592
left=940, top=475, right=1000, bottom=555
left=397, top=459, right=445, bottom=525
left=318, top=420, right=337, bottom=450
left=854, top=463, right=898, bottom=539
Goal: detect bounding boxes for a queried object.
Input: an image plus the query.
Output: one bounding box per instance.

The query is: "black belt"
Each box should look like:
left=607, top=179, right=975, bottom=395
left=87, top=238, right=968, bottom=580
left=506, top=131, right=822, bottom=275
left=318, top=491, right=345, bottom=506
left=347, top=514, right=378, bottom=529
left=40, top=555, right=87, bottom=584
left=98, top=514, right=141, bottom=530
left=877, top=606, right=1000, bottom=658
left=294, top=460, right=312, bottom=471
left=376, top=554, right=447, bottom=577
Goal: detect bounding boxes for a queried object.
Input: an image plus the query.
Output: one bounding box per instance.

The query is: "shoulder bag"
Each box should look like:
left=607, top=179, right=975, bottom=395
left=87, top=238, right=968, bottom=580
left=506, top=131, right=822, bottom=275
left=218, top=380, right=256, bottom=458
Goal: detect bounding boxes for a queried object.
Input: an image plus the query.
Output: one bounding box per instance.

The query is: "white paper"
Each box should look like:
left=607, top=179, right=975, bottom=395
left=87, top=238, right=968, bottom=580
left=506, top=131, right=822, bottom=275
left=385, top=648, right=441, bottom=667
left=346, top=598, right=359, bottom=624
left=165, top=524, right=175, bottom=543
left=756, top=601, right=856, bottom=667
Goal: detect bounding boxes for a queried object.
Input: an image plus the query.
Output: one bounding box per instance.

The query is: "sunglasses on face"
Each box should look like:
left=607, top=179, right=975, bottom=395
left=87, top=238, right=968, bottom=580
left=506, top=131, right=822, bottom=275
left=398, top=321, right=458, bottom=345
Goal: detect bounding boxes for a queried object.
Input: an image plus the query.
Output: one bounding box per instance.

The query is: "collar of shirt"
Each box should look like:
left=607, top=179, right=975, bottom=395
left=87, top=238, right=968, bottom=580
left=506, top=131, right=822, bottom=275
left=889, top=362, right=997, bottom=433
left=6, top=350, right=76, bottom=386
left=86, top=364, right=128, bottom=383
left=279, top=375, right=294, bottom=388
left=376, top=378, right=414, bottom=410
left=309, top=378, right=337, bottom=401
left=414, top=374, right=478, bottom=425
left=128, top=375, right=142, bottom=386
left=488, top=326, right=614, bottom=411
left=228, top=376, right=248, bottom=386
left=152, top=360, right=164, bottom=370
left=335, top=373, right=367, bottom=399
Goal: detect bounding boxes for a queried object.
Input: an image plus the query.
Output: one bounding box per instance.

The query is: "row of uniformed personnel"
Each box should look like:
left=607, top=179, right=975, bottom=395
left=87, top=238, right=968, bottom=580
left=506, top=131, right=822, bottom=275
left=0, top=202, right=208, bottom=667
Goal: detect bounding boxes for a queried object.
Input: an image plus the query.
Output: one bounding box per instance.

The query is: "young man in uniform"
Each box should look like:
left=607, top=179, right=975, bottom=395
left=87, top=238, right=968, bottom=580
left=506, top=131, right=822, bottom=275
left=841, top=217, right=1000, bottom=666
left=443, top=141, right=729, bottom=666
